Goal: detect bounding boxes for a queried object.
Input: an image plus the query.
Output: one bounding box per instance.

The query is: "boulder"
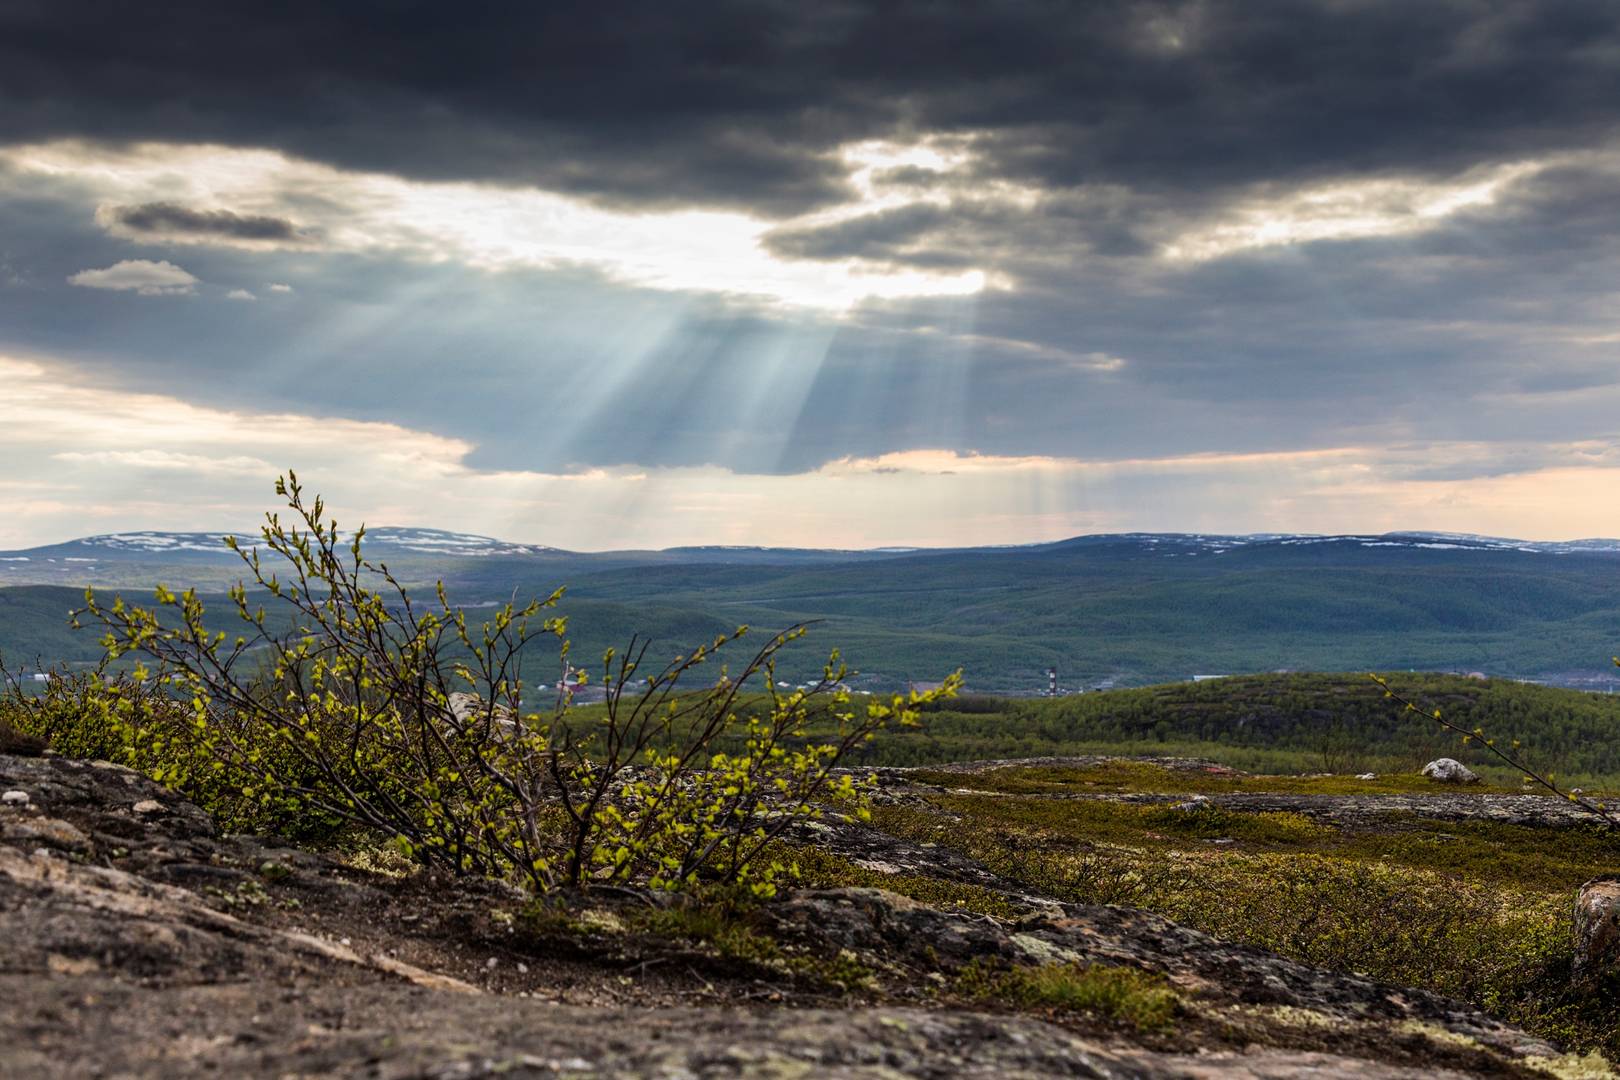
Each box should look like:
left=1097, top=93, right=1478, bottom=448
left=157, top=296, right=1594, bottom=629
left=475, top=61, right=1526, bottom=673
left=446, top=692, right=516, bottom=728
left=1420, top=758, right=1479, bottom=784
left=1574, top=877, right=1620, bottom=977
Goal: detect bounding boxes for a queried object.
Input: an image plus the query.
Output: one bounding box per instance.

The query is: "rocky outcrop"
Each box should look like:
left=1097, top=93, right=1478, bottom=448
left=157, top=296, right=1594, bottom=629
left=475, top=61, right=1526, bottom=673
left=0, top=753, right=1585, bottom=1078
left=756, top=887, right=1557, bottom=1061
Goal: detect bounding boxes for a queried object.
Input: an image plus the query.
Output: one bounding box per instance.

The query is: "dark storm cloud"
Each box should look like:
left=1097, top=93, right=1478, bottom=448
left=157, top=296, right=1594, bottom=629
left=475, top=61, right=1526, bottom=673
left=104, top=202, right=303, bottom=243
left=3, top=2, right=1619, bottom=214
left=5, top=1, right=1620, bottom=501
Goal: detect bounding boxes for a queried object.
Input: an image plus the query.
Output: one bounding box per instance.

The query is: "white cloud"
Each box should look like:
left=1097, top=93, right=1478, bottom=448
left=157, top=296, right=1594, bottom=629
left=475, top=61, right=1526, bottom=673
left=1076, top=352, right=1127, bottom=372
left=67, top=258, right=199, bottom=296
left=267, top=283, right=293, bottom=293
left=8, top=352, right=1620, bottom=550
left=8, top=140, right=986, bottom=311
left=1162, top=160, right=1548, bottom=262
left=53, top=449, right=273, bottom=473
left=225, top=288, right=256, bottom=301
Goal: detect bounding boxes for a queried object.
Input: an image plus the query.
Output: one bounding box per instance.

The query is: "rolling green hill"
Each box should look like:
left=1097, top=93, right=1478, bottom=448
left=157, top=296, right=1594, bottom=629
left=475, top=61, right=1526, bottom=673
left=5, top=531, right=1620, bottom=691
left=853, top=672, right=1620, bottom=783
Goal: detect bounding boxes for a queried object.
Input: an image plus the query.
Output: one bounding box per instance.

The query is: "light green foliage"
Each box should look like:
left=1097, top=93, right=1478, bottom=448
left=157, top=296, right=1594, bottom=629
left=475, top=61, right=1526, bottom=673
left=2, top=663, right=137, bottom=762
left=68, top=474, right=959, bottom=895
left=1, top=661, right=334, bottom=837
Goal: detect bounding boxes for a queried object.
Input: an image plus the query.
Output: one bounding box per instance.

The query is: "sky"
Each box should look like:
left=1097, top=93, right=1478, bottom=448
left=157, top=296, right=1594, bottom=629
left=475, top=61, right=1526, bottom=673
left=3, top=1, right=1620, bottom=549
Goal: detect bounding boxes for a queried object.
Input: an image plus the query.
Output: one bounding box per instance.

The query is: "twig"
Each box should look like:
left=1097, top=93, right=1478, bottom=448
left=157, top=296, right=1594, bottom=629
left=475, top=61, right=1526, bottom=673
left=1370, top=673, right=1619, bottom=829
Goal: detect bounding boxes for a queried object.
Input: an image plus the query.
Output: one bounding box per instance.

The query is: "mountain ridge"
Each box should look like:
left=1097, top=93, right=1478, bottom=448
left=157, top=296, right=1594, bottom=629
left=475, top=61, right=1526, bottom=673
left=8, top=526, right=1620, bottom=566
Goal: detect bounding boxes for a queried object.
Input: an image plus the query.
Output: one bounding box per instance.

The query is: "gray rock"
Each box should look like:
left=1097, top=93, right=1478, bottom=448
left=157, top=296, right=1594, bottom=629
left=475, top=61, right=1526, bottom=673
left=447, top=691, right=517, bottom=728
left=1, top=789, right=29, bottom=806
left=1574, top=877, right=1620, bottom=977
left=1420, top=758, right=1480, bottom=784
left=0, top=751, right=1575, bottom=1079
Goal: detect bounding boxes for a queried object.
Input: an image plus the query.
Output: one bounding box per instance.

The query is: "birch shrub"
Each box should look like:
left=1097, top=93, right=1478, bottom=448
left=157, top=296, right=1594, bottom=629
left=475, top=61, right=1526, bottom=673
left=77, top=473, right=957, bottom=896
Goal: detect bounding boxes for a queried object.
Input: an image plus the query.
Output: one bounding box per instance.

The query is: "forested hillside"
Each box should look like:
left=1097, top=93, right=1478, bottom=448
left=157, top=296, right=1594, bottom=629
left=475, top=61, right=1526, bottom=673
left=6, top=532, right=1620, bottom=690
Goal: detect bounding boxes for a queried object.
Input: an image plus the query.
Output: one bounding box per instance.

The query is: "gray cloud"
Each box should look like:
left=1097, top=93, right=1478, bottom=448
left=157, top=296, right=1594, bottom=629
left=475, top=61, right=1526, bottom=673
left=102, top=202, right=303, bottom=243
left=763, top=205, right=953, bottom=262
left=3, top=154, right=1620, bottom=486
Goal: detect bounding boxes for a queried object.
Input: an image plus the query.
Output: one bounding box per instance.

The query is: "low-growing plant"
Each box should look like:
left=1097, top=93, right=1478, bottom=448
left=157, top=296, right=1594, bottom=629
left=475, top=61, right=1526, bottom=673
left=956, top=959, right=1179, bottom=1031
left=1, top=661, right=142, bottom=762
left=70, top=473, right=958, bottom=896
left=2, top=659, right=343, bottom=839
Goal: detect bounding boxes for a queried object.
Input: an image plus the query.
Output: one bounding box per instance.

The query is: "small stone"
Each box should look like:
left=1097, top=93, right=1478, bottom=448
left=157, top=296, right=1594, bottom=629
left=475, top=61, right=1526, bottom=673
left=2, top=790, right=30, bottom=806
left=46, top=953, right=99, bottom=976
left=1173, top=794, right=1212, bottom=811
left=1574, top=877, right=1620, bottom=977
left=1420, top=758, right=1480, bottom=784
left=1355, top=773, right=1377, bottom=780
left=517, top=963, right=529, bottom=974
left=3, top=817, right=90, bottom=851
left=486, top=957, right=499, bottom=969
left=132, top=799, right=164, bottom=814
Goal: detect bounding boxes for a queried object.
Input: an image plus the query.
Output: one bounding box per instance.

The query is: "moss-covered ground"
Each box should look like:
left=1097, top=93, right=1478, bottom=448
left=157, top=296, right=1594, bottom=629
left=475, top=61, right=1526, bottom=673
left=855, top=760, right=1620, bottom=1059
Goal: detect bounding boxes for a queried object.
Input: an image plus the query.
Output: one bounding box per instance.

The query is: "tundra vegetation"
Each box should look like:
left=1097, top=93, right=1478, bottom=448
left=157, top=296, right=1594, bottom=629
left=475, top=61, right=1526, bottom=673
left=3, top=477, right=1620, bottom=1066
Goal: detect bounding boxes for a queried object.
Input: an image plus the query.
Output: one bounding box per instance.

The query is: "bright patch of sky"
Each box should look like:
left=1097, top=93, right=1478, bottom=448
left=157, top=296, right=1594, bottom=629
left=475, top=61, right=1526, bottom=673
left=5, top=140, right=988, bottom=311
left=1161, top=160, right=1550, bottom=262
left=9, top=351, right=1620, bottom=550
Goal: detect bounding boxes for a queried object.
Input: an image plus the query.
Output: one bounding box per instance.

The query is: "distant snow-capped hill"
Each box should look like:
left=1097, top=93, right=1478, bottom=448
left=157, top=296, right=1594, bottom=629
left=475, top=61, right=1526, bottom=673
left=355, top=528, right=560, bottom=557
left=1, top=528, right=561, bottom=563
left=5, top=528, right=1620, bottom=577
left=1029, top=531, right=1620, bottom=558
left=1268, top=532, right=1620, bottom=555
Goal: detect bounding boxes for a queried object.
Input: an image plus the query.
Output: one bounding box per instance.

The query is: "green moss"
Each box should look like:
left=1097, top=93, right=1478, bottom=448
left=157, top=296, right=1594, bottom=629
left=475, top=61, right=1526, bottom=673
left=773, top=843, right=1017, bottom=917
left=872, top=784, right=1620, bottom=1058
left=956, top=960, right=1179, bottom=1032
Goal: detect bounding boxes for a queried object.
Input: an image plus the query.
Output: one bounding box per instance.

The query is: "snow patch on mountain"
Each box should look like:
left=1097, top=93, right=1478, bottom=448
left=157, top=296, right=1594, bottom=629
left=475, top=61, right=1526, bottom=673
left=67, top=528, right=557, bottom=559
left=361, top=528, right=558, bottom=557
